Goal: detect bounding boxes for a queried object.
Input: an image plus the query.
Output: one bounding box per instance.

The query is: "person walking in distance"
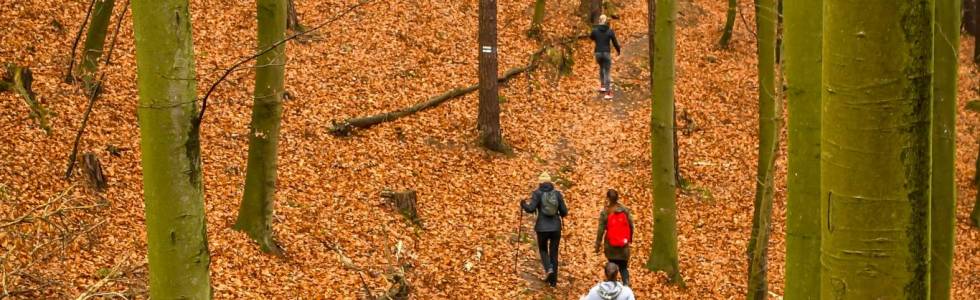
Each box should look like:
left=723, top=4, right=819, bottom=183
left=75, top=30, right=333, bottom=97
left=594, top=189, right=634, bottom=286
left=521, top=172, right=569, bottom=287
left=590, top=14, right=621, bottom=100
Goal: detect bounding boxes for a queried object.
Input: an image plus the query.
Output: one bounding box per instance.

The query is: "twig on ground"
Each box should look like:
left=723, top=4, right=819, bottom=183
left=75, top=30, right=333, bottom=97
left=75, top=253, right=130, bottom=300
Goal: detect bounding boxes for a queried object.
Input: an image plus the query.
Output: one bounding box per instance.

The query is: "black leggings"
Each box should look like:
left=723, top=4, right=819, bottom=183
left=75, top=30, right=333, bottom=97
left=536, top=231, right=561, bottom=275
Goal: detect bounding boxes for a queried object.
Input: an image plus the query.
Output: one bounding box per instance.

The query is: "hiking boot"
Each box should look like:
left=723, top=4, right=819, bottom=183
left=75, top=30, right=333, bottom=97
left=545, top=270, right=557, bottom=286
left=599, top=87, right=608, bottom=92
left=603, top=92, right=614, bottom=100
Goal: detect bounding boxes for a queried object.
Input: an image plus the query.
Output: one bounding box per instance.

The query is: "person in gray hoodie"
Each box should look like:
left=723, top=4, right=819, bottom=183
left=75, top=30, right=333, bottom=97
left=521, top=172, right=569, bottom=287
left=583, top=262, right=636, bottom=300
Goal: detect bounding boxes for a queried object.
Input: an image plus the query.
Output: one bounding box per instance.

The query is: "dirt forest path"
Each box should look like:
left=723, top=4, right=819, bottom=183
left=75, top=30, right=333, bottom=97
left=516, top=34, right=655, bottom=298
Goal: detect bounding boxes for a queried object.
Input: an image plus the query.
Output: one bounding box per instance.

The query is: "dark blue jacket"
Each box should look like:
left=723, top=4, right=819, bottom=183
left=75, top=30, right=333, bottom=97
left=521, top=183, right=569, bottom=232
left=590, top=24, right=622, bottom=54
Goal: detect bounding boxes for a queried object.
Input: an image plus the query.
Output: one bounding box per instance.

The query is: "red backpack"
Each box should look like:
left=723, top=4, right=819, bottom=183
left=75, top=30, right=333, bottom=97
left=606, top=209, right=631, bottom=247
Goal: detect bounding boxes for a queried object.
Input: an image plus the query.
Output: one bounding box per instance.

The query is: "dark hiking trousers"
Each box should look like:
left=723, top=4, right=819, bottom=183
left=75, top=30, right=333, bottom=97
left=537, top=231, right=561, bottom=279
left=609, top=259, right=630, bottom=286
left=595, top=52, right=612, bottom=90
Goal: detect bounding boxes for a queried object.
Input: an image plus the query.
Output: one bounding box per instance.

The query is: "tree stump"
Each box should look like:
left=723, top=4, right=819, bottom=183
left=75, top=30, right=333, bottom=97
left=381, top=189, right=421, bottom=226
left=82, top=152, right=108, bottom=192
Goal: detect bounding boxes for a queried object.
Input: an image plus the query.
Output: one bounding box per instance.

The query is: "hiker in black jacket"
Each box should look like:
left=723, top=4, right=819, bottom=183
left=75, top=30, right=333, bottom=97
left=520, top=172, right=568, bottom=287
left=590, top=14, right=622, bottom=100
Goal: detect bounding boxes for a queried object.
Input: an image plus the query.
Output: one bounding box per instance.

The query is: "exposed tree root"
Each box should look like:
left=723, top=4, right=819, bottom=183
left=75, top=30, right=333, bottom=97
left=3, top=65, right=51, bottom=134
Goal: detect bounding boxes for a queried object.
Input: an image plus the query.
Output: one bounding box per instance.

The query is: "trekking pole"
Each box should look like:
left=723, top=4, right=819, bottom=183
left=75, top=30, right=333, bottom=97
left=514, top=202, right=523, bottom=275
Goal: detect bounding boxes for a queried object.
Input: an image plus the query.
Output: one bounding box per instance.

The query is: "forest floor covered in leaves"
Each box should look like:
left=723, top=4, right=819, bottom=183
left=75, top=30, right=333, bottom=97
left=1, top=0, right=979, bottom=298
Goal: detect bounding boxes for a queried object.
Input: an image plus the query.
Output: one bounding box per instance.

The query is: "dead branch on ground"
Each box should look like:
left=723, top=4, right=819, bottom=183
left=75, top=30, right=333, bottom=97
left=329, top=34, right=589, bottom=136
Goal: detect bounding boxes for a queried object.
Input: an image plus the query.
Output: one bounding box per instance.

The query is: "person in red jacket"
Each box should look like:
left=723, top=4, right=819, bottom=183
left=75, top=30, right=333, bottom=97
left=594, top=189, right=634, bottom=286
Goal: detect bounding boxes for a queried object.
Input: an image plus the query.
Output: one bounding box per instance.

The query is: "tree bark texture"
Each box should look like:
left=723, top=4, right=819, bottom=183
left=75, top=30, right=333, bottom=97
left=478, top=0, right=506, bottom=152
left=645, top=0, right=684, bottom=286
left=235, top=0, right=287, bottom=256
left=932, top=0, right=960, bottom=298
left=746, top=0, right=779, bottom=299
left=719, top=0, right=737, bottom=48
left=76, top=0, right=115, bottom=93
left=783, top=0, right=822, bottom=297
left=529, top=0, right=546, bottom=38
left=976, top=0, right=980, bottom=63
left=130, top=0, right=212, bottom=297
left=286, top=0, right=304, bottom=31
left=973, top=144, right=980, bottom=227
left=822, top=0, right=933, bottom=298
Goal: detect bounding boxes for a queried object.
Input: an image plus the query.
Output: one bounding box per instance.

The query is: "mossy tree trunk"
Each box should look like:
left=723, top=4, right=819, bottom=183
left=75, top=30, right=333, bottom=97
left=746, top=0, right=779, bottom=299
left=234, top=0, right=287, bottom=256
left=478, top=0, right=506, bottom=152
left=931, top=0, right=960, bottom=298
left=528, top=0, right=546, bottom=38
left=130, top=0, right=212, bottom=297
left=76, top=0, right=115, bottom=93
left=719, top=0, right=737, bottom=48
left=645, top=0, right=684, bottom=286
left=821, top=0, right=933, bottom=298
left=783, top=0, right=821, bottom=297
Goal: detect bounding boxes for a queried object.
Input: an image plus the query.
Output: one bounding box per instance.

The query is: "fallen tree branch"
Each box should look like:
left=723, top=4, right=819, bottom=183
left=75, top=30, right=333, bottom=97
left=197, top=0, right=376, bottom=126
left=0, top=184, right=78, bottom=229
left=64, top=1, right=130, bottom=180
left=329, top=33, right=588, bottom=136
left=75, top=253, right=130, bottom=300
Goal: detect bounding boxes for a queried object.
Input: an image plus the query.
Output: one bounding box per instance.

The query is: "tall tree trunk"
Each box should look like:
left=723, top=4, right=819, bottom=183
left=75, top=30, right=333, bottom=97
left=130, top=0, right=211, bottom=297
left=783, top=0, right=821, bottom=297
left=528, top=0, right=546, bottom=38
left=932, top=0, right=960, bottom=298
left=975, top=0, right=980, bottom=64
left=973, top=144, right=980, bottom=227
left=719, top=0, right=737, bottom=48
left=965, top=0, right=976, bottom=35
left=478, top=0, right=506, bottom=152
left=646, top=0, right=684, bottom=286
left=76, top=0, right=115, bottom=93
left=591, top=0, right=602, bottom=23
left=822, top=0, right=932, bottom=298
left=234, top=0, right=287, bottom=256
left=286, top=0, right=304, bottom=31
left=746, top=0, right=778, bottom=298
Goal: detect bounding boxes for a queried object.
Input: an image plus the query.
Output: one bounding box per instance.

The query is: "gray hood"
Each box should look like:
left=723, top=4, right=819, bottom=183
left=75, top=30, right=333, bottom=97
left=597, top=282, right=623, bottom=300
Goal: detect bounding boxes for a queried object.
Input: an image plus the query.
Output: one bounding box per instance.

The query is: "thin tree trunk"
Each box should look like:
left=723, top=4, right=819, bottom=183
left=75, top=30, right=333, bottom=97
left=76, top=0, right=115, bottom=94
left=932, top=0, right=960, bottom=298
left=234, top=0, right=287, bottom=256
left=591, top=0, right=602, bottom=23
left=286, top=0, right=304, bottom=31
left=130, top=0, right=212, bottom=297
left=822, top=0, right=932, bottom=298
left=646, top=0, right=684, bottom=286
left=975, top=0, right=980, bottom=64
left=973, top=144, right=980, bottom=227
left=746, top=0, right=778, bottom=298
left=478, top=0, right=506, bottom=152
left=783, top=0, right=821, bottom=297
left=719, top=0, right=737, bottom=48
left=528, top=0, right=546, bottom=38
